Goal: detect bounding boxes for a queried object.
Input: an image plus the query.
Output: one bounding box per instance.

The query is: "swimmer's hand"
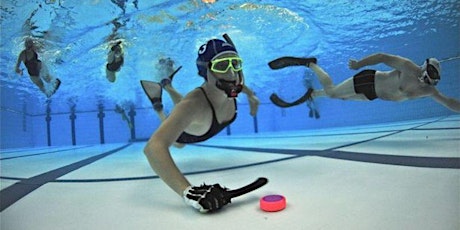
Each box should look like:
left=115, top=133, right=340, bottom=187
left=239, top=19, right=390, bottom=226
left=15, top=67, right=23, bottom=76
left=348, top=59, right=360, bottom=70
left=248, top=94, right=260, bottom=116
left=242, top=86, right=259, bottom=116
left=183, top=183, right=231, bottom=213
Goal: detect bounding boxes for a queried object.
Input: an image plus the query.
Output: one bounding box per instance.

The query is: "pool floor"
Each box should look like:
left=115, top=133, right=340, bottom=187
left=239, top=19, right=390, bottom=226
left=1, top=115, right=459, bottom=230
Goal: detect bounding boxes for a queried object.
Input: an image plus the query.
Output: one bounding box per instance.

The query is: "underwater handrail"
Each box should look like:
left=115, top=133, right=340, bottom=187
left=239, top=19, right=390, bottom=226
left=2, top=102, right=272, bottom=117
left=439, top=55, right=460, bottom=63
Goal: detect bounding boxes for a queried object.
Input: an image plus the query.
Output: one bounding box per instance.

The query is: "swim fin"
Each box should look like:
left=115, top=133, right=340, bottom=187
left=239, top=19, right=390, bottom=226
left=160, top=66, right=182, bottom=87
left=140, top=80, right=163, bottom=111
left=270, top=88, right=314, bottom=108
left=47, top=78, right=61, bottom=98
left=268, top=57, right=317, bottom=70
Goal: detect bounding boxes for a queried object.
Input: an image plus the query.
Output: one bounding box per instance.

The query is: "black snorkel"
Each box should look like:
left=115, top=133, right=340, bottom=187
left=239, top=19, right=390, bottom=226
left=217, top=33, right=243, bottom=98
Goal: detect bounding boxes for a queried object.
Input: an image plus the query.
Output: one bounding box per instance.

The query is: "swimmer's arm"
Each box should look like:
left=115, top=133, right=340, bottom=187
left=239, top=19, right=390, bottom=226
left=350, top=53, right=419, bottom=72
left=14, top=51, right=25, bottom=74
left=242, top=85, right=260, bottom=116
left=431, top=90, right=460, bottom=113
left=143, top=96, right=203, bottom=196
left=107, top=50, right=115, bottom=63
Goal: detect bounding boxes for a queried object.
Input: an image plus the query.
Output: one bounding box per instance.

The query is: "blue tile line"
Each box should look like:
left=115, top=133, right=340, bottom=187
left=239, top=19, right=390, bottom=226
left=0, top=143, right=131, bottom=212
left=0, top=145, right=95, bottom=160
left=0, top=116, right=458, bottom=211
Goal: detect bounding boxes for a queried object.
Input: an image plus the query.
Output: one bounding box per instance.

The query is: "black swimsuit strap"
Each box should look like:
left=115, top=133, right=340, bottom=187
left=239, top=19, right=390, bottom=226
left=198, top=87, right=237, bottom=123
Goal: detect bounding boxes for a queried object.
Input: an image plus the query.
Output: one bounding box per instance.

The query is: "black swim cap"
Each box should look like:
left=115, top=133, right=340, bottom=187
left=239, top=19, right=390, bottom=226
left=196, top=39, right=237, bottom=78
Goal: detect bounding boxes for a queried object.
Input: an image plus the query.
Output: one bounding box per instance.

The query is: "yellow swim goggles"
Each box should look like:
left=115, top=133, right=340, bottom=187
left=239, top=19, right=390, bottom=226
left=210, top=57, right=243, bottom=73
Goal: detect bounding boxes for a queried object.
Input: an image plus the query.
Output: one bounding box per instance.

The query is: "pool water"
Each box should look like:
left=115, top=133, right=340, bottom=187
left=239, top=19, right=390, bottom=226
left=1, top=1, right=459, bottom=148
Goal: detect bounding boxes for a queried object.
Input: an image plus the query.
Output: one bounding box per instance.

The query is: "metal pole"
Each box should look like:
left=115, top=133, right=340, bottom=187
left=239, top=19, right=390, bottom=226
left=22, top=102, right=27, bottom=132
left=45, top=103, right=51, bottom=146
left=226, top=125, right=231, bottom=136
left=128, top=105, right=136, bottom=140
left=69, top=105, right=76, bottom=145
left=97, top=103, right=105, bottom=144
left=253, top=115, right=258, bottom=133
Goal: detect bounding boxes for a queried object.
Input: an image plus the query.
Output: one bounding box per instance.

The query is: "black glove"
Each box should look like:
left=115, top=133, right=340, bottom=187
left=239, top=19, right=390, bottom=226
left=183, top=183, right=231, bottom=213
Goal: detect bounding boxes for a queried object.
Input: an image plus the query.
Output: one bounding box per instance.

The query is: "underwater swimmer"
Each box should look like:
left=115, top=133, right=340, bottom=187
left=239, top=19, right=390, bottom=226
left=268, top=53, right=460, bottom=113
left=106, top=40, right=124, bottom=82
left=15, top=37, right=61, bottom=97
left=141, top=35, right=260, bottom=213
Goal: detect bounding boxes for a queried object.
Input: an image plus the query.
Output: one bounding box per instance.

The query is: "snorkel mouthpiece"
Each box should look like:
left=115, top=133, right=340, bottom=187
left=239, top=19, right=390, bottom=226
left=216, top=79, right=243, bottom=98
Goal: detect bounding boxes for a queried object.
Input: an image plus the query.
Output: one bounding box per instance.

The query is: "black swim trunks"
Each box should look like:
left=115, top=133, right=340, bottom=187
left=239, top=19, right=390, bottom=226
left=353, top=69, right=377, bottom=100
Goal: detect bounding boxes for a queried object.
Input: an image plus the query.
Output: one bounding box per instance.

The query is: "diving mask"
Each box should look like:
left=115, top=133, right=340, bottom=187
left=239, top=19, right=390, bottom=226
left=419, top=58, right=440, bottom=86
left=210, top=57, right=243, bottom=73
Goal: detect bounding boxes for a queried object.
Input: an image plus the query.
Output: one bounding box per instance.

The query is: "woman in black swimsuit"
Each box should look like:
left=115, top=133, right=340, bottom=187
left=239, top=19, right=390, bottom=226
left=141, top=36, right=260, bottom=213
left=105, top=41, right=124, bottom=82
left=14, top=38, right=61, bottom=98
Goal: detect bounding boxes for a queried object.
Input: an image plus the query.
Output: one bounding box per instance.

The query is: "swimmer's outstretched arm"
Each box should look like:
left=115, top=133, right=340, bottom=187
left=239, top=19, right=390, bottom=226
left=349, top=52, right=419, bottom=73
left=143, top=92, right=205, bottom=195
left=241, top=85, right=260, bottom=116
left=14, top=51, right=25, bottom=74
left=431, top=90, right=460, bottom=113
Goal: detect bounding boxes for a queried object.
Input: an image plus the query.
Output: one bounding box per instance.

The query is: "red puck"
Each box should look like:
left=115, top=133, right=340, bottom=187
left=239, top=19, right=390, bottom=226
left=260, top=195, right=286, bottom=212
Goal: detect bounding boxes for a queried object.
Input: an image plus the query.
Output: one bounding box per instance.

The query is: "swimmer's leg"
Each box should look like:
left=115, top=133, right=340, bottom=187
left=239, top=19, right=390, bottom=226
left=303, top=77, right=320, bottom=119
left=29, top=75, right=47, bottom=95
left=309, top=62, right=371, bottom=100
left=160, top=66, right=182, bottom=87
left=38, top=63, right=61, bottom=97
left=47, top=78, right=61, bottom=98
left=160, top=66, right=183, bottom=105
left=308, top=63, right=335, bottom=93
left=115, top=105, right=133, bottom=129
left=106, top=69, right=116, bottom=82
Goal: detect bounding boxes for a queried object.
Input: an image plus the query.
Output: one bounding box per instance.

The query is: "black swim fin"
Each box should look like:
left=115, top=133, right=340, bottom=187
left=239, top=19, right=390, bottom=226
left=268, top=57, right=317, bottom=70
left=160, top=66, right=182, bottom=87
left=270, top=88, right=314, bottom=108
left=169, top=66, right=182, bottom=81
left=47, top=78, right=62, bottom=98
left=140, top=80, right=163, bottom=111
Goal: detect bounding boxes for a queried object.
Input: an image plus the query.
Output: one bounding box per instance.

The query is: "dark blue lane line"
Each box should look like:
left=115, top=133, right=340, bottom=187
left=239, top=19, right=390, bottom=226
left=0, top=145, right=95, bottom=160
left=53, top=155, right=301, bottom=183
left=415, top=127, right=460, bottom=130
left=0, top=146, right=62, bottom=154
left=1, top=117, right=457, bottom=185
left=0, top=143, right=131, bottom=212
left=320, top=149, right=460, bottom=168
left=194, top=144, right=460, bottom=169
left=221, top=126, right=459, bottom=140
left=196, top=121, right=409, bottom=155
left=195, top=119, right=460, bottom=169
left=0, top=155, right=301, bottom=183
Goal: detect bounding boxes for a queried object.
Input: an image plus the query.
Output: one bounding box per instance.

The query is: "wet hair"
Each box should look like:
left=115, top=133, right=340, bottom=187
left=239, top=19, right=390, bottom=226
left=25, top=38, right=34, bottom=48
left=196, top=39, right=237, bottom=79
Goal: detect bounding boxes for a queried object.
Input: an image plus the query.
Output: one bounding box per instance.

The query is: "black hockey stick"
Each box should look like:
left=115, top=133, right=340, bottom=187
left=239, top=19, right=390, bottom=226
left=268, top=57, right=317, bottom=70
left=228, top=177, right=268, bottom=198
left=270, top=88, right=314, bottom=108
